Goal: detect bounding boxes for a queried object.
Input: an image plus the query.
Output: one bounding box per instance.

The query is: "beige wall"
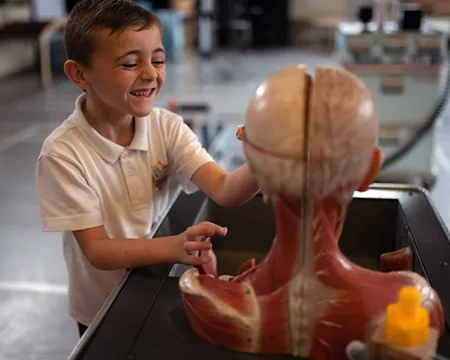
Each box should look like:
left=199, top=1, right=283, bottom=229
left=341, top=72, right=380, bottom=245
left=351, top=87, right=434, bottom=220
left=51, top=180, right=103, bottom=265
left=288, top=0, right=353, bottom=20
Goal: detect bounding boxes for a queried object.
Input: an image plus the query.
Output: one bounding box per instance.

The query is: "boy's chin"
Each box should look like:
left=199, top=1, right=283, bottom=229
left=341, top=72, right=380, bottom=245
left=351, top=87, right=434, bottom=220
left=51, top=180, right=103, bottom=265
left=131, top=105, right=154, bottom=118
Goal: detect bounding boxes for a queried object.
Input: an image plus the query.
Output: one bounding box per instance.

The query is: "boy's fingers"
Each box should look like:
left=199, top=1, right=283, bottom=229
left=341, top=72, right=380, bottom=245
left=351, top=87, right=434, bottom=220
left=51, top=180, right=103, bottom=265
left=184, top=240, right=212, bottom=252
left=185, top=254, right=214, bottom=266
left=185, top=257, right=202, bottom=266
left=186, top=222, right=228, bottom=238
left=186, top=236, right=210, bottom=247
left=236, top=125, right=245, bottom=141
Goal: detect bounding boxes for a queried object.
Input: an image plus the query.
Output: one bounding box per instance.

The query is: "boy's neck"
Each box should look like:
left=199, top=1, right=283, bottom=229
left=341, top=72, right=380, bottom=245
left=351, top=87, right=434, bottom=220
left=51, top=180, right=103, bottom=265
left=82, top=97, right=135, bottom=147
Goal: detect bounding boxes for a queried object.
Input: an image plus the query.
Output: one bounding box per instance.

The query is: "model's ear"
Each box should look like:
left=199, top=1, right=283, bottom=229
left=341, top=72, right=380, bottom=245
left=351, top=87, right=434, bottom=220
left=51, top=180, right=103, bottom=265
left=64, top=60, right=89, bottom=91
left=357, top=147, right=384, bottom=192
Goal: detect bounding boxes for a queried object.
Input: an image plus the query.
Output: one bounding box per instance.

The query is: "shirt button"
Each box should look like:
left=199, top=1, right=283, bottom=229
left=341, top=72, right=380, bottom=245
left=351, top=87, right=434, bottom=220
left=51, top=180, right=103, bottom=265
left=132, top=191, right=139, bottom=197
left=127, top=169, right=136, bottom=177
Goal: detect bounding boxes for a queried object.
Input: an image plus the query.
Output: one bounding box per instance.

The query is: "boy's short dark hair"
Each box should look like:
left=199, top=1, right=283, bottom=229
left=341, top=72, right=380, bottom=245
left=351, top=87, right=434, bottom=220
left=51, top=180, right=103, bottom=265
left=64, top=0, right=162, bottom=67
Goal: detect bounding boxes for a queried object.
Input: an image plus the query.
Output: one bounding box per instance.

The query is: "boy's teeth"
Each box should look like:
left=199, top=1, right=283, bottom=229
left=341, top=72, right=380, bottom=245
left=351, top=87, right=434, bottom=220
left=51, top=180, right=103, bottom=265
left=132, top=90, right=150, bottom=96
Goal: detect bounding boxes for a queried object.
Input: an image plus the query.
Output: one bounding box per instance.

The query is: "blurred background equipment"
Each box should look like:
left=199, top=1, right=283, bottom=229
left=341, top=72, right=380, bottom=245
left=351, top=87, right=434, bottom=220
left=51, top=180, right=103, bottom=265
left=335, top=0, right=450, bottom=189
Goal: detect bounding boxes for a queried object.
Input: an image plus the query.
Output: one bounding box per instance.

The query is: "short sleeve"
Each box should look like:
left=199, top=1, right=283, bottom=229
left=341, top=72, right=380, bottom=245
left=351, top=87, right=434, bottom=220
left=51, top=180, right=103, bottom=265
left=36, top=154, right=103, bottom=232
left=164, top=114, right=215, bottom=194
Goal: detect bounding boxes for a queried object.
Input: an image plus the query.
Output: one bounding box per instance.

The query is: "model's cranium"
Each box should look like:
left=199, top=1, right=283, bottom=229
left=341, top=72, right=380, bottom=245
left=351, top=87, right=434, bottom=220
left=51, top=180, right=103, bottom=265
left=241, top=64, right=379, bottom=201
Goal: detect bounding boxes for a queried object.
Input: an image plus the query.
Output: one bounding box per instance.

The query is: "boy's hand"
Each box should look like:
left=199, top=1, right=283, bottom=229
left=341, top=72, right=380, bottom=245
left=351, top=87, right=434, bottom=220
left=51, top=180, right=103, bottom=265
left=176, top=222, right=228, bottom=266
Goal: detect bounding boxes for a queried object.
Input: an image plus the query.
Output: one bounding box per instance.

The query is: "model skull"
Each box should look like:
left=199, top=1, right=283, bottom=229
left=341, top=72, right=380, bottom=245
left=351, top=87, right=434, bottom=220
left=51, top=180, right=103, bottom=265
left=242, top=64, right=379, bottom=201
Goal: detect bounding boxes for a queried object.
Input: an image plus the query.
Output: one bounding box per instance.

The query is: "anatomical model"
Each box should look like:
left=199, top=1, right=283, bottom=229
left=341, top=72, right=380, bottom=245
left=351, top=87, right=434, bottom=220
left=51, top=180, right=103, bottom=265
left=178, top=65, right=445, bottom=360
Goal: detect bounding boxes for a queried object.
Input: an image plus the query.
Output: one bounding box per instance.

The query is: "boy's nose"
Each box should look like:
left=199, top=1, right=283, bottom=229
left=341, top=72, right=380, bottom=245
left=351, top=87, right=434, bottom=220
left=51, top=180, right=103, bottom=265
left=141, top=64, right=157, bottom=81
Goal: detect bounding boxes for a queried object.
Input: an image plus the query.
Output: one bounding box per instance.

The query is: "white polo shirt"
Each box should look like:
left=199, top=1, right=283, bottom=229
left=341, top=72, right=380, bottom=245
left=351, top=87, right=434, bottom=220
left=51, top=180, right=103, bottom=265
left=35, top=94, right=214, bottom=326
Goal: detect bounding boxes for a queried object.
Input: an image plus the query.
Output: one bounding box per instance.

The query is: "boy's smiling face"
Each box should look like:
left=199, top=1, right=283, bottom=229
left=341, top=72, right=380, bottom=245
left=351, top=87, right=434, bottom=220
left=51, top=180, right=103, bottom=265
left=67, top=25, right=166, bottom=118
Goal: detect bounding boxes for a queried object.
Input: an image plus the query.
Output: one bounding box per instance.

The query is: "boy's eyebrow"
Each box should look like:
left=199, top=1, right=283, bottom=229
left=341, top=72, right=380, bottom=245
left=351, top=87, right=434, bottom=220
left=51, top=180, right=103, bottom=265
left=116, top=48, right=166, bottom=61
left=116, top=50, right=141, bottom=61
left=153, top=47, right=166, bottom=55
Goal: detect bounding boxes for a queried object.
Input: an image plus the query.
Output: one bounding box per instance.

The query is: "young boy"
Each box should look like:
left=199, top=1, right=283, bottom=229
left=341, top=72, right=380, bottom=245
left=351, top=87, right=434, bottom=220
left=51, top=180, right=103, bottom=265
left=35, top=0, right=260, bottom=337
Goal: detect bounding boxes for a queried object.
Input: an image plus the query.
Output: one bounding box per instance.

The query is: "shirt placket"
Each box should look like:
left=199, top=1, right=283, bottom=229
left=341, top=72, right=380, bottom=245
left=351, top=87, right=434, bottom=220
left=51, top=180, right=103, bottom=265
left=120, top=151, right=146, bottom=210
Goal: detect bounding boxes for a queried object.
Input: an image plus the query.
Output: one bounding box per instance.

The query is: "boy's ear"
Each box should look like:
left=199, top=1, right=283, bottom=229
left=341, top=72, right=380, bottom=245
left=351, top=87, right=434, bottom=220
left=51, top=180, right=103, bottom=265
left=64, top=60, right=89, bottom=90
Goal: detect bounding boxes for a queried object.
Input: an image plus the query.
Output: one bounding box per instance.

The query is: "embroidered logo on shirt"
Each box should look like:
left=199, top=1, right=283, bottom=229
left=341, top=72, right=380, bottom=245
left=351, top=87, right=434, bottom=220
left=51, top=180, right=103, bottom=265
left=152, top=161, right=169, bottom=191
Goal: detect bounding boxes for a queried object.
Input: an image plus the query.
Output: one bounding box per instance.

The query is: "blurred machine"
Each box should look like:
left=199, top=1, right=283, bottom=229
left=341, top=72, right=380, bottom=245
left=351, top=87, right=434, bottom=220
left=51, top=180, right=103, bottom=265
left=335, top=2, right=449, bottom=189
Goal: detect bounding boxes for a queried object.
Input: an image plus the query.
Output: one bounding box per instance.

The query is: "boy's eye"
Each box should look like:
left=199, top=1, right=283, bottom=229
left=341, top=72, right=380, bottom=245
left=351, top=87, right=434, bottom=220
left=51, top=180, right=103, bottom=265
left=122, top=63, right=137, bottom=68
left=152, top=60, right=165, bottom=66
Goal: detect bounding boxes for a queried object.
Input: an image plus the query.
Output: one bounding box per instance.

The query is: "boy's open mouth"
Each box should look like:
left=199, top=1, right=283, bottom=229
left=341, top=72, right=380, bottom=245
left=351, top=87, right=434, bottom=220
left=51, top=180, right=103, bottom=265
left=130, top=88, right=156, bottom=98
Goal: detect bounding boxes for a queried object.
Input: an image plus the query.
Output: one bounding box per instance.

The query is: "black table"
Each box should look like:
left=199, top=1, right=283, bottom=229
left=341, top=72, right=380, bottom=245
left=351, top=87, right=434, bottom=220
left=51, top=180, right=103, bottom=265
left=69, top=185, right=450, bottom=360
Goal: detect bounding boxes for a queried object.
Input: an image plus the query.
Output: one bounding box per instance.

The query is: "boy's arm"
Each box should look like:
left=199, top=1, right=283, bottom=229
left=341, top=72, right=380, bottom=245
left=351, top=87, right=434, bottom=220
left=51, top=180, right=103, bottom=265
left=191, top=162, right=260, bottom=208
left=164, top=115, right=259, bottom=208
left=190, top=125, right=259, bottom=208
left=73, top=225, right=181, bottom=270
left=73, top=222, right=226, bottom=271
left=36, top=152, right=226, bottom=271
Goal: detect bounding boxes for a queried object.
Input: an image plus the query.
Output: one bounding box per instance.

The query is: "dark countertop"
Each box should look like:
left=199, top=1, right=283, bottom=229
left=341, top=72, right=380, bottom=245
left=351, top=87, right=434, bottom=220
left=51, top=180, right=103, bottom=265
left=69, top=185, right=450, bottom=360
left=68, top=189, right=207, bottom=360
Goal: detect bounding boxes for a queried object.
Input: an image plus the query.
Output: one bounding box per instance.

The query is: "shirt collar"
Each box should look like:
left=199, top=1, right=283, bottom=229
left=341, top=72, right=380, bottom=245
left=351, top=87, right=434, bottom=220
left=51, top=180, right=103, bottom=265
left=72, top=94, right=148, bottom=164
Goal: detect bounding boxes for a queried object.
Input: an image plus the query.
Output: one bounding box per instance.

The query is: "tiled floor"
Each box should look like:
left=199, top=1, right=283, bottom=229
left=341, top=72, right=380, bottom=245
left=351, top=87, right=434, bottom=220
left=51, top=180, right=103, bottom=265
left=0, top=48, right=449, bottom=360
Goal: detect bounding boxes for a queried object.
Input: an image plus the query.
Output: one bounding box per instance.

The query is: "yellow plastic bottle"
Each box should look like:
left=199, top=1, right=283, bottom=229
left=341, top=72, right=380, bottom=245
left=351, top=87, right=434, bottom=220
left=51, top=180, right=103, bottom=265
left=384, top=286, right=430, bottom=347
